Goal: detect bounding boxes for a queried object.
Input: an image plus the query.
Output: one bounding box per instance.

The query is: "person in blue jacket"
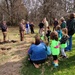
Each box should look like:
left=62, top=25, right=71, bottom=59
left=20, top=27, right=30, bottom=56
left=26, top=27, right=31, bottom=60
left=28, top=35, right=47, bottom=68
left=25, top=21, right=30, bottom=34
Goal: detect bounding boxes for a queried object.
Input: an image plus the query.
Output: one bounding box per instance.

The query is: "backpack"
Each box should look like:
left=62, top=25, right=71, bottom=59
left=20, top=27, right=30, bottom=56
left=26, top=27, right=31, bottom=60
left=60, top=35, right=69, bottom=44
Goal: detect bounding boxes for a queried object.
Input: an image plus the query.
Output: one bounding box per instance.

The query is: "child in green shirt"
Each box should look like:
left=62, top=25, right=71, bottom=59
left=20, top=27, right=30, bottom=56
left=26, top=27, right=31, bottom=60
left=50, top=31, right=60, bottom=67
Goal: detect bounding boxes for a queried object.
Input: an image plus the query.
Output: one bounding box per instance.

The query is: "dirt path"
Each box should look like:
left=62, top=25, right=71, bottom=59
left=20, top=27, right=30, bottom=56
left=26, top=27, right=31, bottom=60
left=0, top=34, right=34, bottom=75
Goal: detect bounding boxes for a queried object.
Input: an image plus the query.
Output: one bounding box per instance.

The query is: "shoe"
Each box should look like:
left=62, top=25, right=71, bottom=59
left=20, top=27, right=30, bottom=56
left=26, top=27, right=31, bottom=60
left=60, top=55, right=63, bottom=57
left=65, top=49, right=72, bottom=52
left=65, top=49, right=69, bottom=52
left=62, top=56, right=68, bottom=59
left=54, top=63, right=58, bottom=67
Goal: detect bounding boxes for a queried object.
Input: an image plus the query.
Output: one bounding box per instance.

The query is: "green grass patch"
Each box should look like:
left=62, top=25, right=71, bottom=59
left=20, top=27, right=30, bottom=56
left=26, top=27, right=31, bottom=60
left=21, top=34, right=75, bottom=75
left=21, top=57, right=45, bottom=75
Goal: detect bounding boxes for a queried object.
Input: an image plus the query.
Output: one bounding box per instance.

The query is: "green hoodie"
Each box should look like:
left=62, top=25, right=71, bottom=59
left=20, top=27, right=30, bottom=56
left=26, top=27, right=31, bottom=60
left=60, top=43, right=67, bottom=48
left=50, top=40, right=60, bottom=55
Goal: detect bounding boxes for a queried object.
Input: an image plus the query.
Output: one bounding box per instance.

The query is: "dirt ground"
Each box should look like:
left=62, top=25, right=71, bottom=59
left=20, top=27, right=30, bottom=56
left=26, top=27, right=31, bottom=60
left=0, top=32, right=35, bottom=75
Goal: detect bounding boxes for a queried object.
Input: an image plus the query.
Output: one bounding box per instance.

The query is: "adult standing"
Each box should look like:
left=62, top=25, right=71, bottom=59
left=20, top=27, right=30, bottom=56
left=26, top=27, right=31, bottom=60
left=53, top=18, right=58, bottom=31
left=28, top=35, right=47, bottom=68
left=19, top=19, right=25, bottom=41
left=1, top=21, right=8, bottom=42
left=65, top=13, right=75, bottom=51
left=60, top=17, right=66, bottom=29
left=43, top=17, right=49, bottom=40
left=43, top=17, right=49, bottom=28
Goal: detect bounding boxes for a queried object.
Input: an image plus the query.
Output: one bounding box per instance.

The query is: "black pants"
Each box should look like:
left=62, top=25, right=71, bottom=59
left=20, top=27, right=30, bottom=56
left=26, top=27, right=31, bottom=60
left=52, top=55, right=58, bottom=61
left=30, top=59, right=46, bottom=64
left=46, top=36, right=49, bottom=42
left=30, top=28, right=34, bottom=34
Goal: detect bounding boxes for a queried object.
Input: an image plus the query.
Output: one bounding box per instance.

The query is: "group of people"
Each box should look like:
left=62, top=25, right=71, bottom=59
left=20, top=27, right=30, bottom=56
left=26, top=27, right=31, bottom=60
left=38, top=18, right=51, bottom=42
left=28, top=13, right=75, bottom=68
left=19, top=19, right=35, bottom=41
left=0, top=13, right=75, bottom=68
left=0, top=20, right=35, bottom=42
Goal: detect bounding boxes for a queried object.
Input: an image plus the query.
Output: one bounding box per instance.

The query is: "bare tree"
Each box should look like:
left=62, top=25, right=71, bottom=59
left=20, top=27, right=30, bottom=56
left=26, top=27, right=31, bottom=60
left=0, top=0, right=28, bottom=25
left=24, top=0, right=75, bottom=24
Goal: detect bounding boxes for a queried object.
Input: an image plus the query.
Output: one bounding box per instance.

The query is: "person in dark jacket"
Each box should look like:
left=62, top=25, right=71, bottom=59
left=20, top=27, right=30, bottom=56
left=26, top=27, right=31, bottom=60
left=19, top=19, right=25, bottom=41
left=30, top=22, right=34, bottom=34
left=1, top=21, right=8, bottom=42
left=65, top=13, right=75, bottom=51
left=53, top=18, right=58, bottom=31
left=28, top=34, right=47, bottom=68
left=38, top=21, right=44, bottom=35
left=46, top=26, right=51, bottom=42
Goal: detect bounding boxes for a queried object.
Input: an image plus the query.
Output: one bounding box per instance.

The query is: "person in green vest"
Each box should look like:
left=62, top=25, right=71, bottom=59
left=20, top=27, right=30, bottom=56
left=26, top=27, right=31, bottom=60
left=50, top=31, right=60, bottom=67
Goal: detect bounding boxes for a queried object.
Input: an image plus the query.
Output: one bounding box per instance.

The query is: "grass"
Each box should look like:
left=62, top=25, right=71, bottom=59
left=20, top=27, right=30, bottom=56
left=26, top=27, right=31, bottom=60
left=0, top=27, right=20, bottom=62
left=0, top=27, right=75, bottom=75
left=21, top=33, right=75, bottom=75
left=0, top=27, right=39, bottom=75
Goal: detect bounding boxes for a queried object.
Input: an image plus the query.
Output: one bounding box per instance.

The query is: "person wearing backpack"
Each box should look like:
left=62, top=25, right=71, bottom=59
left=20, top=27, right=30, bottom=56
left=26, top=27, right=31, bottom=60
left=65, top=13, right=75, bottom=51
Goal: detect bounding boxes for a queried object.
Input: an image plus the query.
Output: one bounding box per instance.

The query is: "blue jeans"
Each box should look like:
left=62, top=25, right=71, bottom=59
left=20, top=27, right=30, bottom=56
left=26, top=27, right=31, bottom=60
left=65, top=35, right=72, bottom=51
